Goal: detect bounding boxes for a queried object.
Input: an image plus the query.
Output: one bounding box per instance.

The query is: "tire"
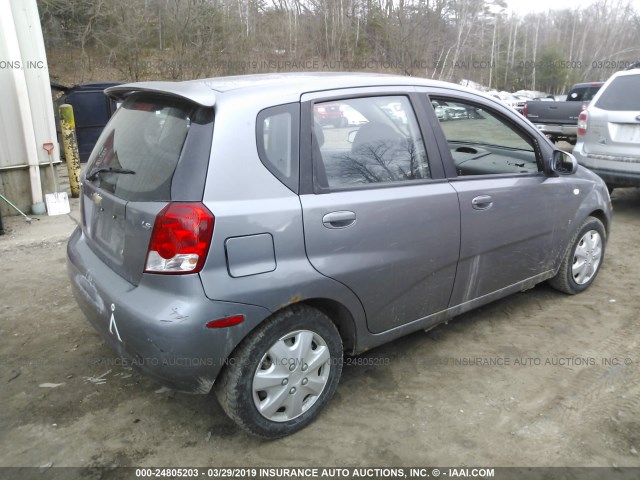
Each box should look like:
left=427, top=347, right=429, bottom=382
left=548, top=216, right=606, bottom=295
left=214, top=304, right=343, bottom=438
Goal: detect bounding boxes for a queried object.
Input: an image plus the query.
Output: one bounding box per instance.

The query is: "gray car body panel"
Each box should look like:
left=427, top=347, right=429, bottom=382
left=67, top=73, right=612, bottom=394
left=300, top=182, right=461, bottom=334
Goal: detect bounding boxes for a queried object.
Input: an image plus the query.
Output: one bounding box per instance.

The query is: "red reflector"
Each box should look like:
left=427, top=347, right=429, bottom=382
left=206, top=315, right=245, bottom=329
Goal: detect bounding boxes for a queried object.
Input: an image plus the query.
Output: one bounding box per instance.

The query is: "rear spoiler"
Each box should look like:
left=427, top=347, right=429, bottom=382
left=105, top=81, right=216, bottom=107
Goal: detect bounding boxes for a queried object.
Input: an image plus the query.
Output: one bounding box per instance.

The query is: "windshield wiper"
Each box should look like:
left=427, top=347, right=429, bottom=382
left=86, top=167, right=136, bottom=181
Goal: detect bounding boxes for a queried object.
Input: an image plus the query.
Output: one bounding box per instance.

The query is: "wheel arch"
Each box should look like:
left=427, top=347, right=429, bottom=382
left=215, top=297, right=358, bottom=384
left=588, top=209, right=610, bottom=236
left=300, top=298, right=357, bottom=355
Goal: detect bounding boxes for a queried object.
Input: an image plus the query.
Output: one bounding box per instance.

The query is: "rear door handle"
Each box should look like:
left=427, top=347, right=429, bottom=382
left=322, top=211, right=356, bottom=229
left=471, top=195, right=493, bottom=210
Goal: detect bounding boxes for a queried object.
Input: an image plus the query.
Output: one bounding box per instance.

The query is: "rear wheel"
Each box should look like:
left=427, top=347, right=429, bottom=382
left=548, top=216, right=606, bottom=294
left=214, top=305, right=343, bottom=438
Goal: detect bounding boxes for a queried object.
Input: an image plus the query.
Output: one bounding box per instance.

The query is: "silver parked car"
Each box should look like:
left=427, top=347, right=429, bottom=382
left=67, top=73, right=612, bottom=438
left=573, top=68, right=640, bottom=190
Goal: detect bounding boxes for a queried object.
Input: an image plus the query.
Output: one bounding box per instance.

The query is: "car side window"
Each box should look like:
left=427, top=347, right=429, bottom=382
left=312, top=96, right=430, bottom=191
left=430, top=97, right=540, bottom=177
left=257, top=103, right=299, bottom=193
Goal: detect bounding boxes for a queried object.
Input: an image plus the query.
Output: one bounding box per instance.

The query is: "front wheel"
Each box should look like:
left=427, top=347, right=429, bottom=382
left=548, top=216, right=606, bottom=294
left=214, top=305, right=343, bottom=438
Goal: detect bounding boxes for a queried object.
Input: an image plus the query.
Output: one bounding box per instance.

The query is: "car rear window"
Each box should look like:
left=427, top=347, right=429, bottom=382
left=568, top=85, right=601, bottom=102
left=86, top=94, right=199, bottom=201
left=594, top=75, right=640, bottom=111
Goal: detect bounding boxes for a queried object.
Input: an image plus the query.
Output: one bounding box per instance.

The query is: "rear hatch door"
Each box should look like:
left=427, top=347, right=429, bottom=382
left=81, top=94, right=213, bottom=285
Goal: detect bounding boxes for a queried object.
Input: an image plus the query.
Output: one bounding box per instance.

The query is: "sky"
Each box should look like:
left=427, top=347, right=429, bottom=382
left=505, top=0, right=640, bottom=15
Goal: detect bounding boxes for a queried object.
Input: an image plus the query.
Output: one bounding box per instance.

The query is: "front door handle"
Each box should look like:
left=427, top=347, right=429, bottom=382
left=471, top=195, right=493, bottom=210
left=322, top=211, right=357, bottom=229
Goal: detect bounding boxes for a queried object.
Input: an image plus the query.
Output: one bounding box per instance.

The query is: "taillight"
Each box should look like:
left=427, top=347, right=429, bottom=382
left=577, top=110, right=589, bottom=137
left=144, top=202, right=214, bottom=274
left=522, top=103, right=528, bottom=117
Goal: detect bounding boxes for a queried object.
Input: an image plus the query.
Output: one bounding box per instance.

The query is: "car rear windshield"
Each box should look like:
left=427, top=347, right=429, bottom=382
left=86, top=94, right=199, bottom=201
left=594, top=75, right=640, bottom=111
left=567, top=85, right=601, bottom=102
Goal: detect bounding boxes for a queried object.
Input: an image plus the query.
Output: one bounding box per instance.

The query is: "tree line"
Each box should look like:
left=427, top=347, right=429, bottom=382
left=38, top=0, right=640, bottom=93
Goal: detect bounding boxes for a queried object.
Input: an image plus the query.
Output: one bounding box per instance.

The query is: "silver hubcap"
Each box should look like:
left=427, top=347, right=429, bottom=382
left=572, top=230, right=602, bottom=285
left=252, top=330, right=331, bottom=422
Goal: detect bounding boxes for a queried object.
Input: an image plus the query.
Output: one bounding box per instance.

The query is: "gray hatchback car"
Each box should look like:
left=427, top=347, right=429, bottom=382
left=67, top=73, right=612, bottom=438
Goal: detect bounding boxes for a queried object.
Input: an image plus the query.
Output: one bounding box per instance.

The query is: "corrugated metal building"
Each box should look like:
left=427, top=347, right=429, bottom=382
left=0, top=0, right=60, bottom=216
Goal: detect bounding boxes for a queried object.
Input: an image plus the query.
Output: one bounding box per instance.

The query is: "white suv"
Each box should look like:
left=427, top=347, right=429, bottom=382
left=573, top=69, right=640, bottom=190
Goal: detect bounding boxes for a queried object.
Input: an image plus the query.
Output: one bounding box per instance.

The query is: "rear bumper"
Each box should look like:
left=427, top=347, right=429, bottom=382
left=66, top=227, right=272, bottom=393
left=533, top=123, right=577, bottom=138
left=573, top=150, right=640, bottom=187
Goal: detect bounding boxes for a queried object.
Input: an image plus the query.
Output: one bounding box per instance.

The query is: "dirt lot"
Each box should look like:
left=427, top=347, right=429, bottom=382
left=1, top=187, right=639, bottom=470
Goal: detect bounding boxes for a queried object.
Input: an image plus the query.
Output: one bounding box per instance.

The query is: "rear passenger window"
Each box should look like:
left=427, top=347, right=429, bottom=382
left=312, top=96, right=429, bottom=191
left=257, top=103, right=300, bottom=193
left=430, top=97, right=540, bottom=176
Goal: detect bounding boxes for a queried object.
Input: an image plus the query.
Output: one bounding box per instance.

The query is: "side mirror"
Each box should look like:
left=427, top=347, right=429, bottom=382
left=551, top=150, right=578, bottom=175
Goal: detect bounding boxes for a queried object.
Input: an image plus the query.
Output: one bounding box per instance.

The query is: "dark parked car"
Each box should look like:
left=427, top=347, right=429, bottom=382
left=53, top=82, right=122, bottom=162
left=67, top=73, right=612, bottom=438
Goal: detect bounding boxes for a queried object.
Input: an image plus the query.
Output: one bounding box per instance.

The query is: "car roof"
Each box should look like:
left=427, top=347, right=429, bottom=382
left=105, top=72, right=475, bottom=108
left=570, top=82, right=604, bottom=89
left=608, top=68, right=640, bottom=78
